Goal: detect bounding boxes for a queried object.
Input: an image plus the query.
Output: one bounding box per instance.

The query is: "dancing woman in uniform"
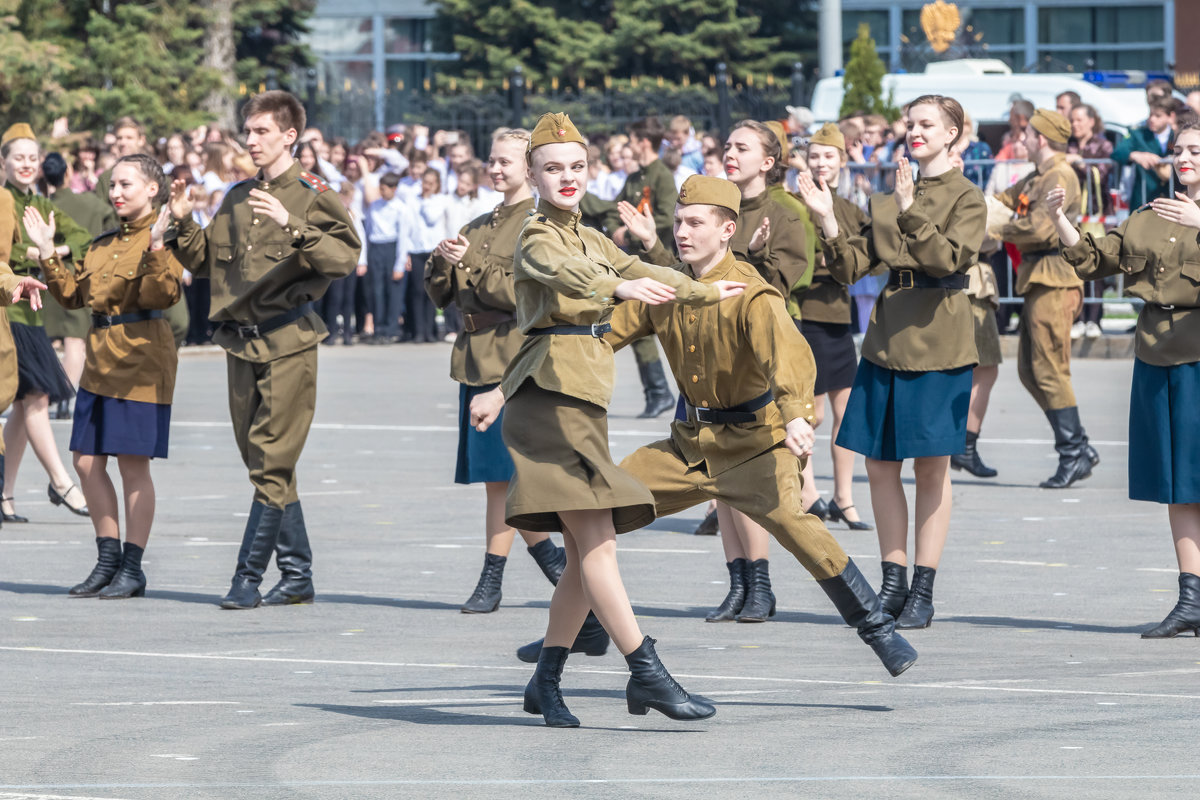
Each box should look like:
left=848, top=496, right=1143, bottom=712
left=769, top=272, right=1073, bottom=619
left=798, top=95, right=986, bottom=629
left=26, top=155, right=182, bottom=598
left=492, top=113, right=743, bottom=727
left=1052, top=122, right=1200, bottom=637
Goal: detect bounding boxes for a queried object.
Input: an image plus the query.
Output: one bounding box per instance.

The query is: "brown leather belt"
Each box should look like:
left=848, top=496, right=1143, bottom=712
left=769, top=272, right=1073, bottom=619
left=461, top=309, right=515, bottom=333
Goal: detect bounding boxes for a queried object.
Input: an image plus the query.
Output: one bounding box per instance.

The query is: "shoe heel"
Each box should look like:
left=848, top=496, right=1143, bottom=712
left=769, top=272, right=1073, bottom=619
left=768, top=602, right=776, bottom=618
left=133, top=586, right=146, bottom=598
left=522, top=697, right=540, bottom=715
left=627, top=699, right=649, bottom=715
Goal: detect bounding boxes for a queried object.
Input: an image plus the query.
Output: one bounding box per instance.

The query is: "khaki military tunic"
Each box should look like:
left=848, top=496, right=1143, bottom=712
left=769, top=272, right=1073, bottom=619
left=966, top=260, right=1003, bottom=368
left=4, top=183, right=92, bottom=328
left=1063, top=205, right=1200, bottom=366
left=0, top=190, right=23, bottom=439
left=800, top=193, right=870, bottom=325
left=425, top=197, right=533, bottom=386
left=171, top=161, right=360, bottom=508
left=44, top=187, right=119, bottom=340
left=996, top=154, right=1084, bottom=410
left=731, top=189, right=810, bottom=309
left=824, top=167, right=985, bottom=371
left=41, top=212, right=182, bottom=404
left=607, top=251, right=846, bottom=580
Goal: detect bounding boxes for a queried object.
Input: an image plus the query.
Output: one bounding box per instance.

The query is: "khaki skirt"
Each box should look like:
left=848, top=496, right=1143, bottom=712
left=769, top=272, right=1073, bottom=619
left=502, top=379, right=655, bottom=534
left=971, top=295, right=1002, bottom=368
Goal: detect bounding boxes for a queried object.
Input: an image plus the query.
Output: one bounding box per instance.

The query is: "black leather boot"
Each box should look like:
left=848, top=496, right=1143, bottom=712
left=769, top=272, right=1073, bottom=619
left=877, top=561, right=909, bottom=619
left=220, top=503, right=283, bottom=609
left=523, top=645, right=580, bottom=727
left=636, top=361, right=675, bottom=419
left=625, top=636, right=716, bottom=719
left=461, top=553, right=505, bottom=613
left=516, top=612, right=611, bottom=663
left=951, top=430, right=997, bottom=478
left=263, top=501, right=315, bottom=606
left=1040, top=407, right=1098, bottom=489
left=705, top=558, right=748, bottom=622
left=806, top=497, right=829, bottom=521
left=69, top=537, right=123, bottom=597
left=527, top=538, right=566, bottom=585
left=896, top=565, right=936, bottom=629
left=817, top=559, right=918, bottom=677
left=1142, top=573, right=1200, bottom=638
left=99, top=541, right=147, bottom=599
left=692, top=509, right=719, bottom=536
left=736, top=558, right=775, bottom=622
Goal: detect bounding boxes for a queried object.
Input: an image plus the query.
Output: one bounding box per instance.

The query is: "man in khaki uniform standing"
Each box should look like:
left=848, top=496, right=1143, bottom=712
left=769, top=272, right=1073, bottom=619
left=994, top=108, right=1099, bottom=488
left=170, top=91, right=360, bottom=608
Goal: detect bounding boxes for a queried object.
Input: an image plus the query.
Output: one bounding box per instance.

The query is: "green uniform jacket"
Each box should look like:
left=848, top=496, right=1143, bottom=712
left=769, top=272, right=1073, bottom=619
left=53, top=187, right=118, bottom=238
left=997, top=154, right=1083, bottom=294
left=1063, top=204, right=1200, bottom=367
left=731, top=189, right=810, bottom=314
left=801, top=192, right=870, bottom=325
left=599, top=159, right=679, bottom=248
left=824, top=167, right=985, bottom=372
left=3, top=183, right=92, bottom=326
left=170, top=162, right=360, bottom=363
left=766, top=184, right=816, bottom=318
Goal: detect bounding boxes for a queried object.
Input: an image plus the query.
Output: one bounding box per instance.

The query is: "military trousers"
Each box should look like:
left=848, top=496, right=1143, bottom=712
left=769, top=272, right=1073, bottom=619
left=630, top=336, right=661, bottom=366
left=226, top=346, right=317, bottom=509
left=1018, top=284, right=1081, bottom=411
left=620, top=438, right=848, bottom=580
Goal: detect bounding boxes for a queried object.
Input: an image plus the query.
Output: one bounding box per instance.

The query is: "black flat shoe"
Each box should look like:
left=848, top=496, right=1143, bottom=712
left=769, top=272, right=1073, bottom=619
left=828, top=500, right=873, bottom=531
left=806, top=497, right=829, bottom=521
left=2, top=497, right=29, bottom=523
left=48, top=483, right=90, bottom=517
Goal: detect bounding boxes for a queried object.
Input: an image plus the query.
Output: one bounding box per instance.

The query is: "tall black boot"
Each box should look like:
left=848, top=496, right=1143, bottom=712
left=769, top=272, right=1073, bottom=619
left=263, top=501, right=315, bottom=606
left=461, top=553, right=505, bottom=613
left=69, top=537, right=123, bottom=597
left=706, top=558, right=747, bottom=622
left=636, top=361, right=675, bottom=419
left=896, top=565, right=936, bottom=629
left=1142, top=573, right=1200, bottom=638
left=1040, top=407, right=1098, bottom=489
left=522, top=645, right=580, bottom=727
left=625, top=636, right=716, bottom=720
left=99, top=542, right=147, bottom=599
left=817, top=559, right=918, bottom=677
left=951, top=430, right=997, bottom=478
left=877, top=561, right=909, bottom=619
left=527, top=538, right=566, bottom=585
left=220, top=502, right=284, bottom=609
left=516, top=612, right=611, bottom=663
left=692, top=508, right=719, bottom=536
left=736, top=558, right=776, bottom=622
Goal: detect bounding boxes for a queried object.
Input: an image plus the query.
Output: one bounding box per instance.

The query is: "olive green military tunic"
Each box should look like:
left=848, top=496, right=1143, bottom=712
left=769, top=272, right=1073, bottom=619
left=996, top=154, right=1083, bottom=410
left=500, top=200, right=721, bottom=534
left=425, top=197, right=533, bottom=386
left=3, top=183, right=92, bottom=328
left=171, top=162, right=360, bottom=507
left=43, top=187, right=117, bottom=341
left=731, top=189, right=811, bottom=312
left=800, top=193, right=870, bottom=324
left=0, top=190, right=23, bottom=450
left=965, top=259, right=1003, bottom=368
left=824, top=167, right=986, bottom=371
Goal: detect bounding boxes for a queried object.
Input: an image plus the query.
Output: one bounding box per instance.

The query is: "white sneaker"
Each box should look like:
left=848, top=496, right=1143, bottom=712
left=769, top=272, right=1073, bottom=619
left=1084, top=321, right=1102, bottom=339
left=1070, top=321, right=1085, bottom=340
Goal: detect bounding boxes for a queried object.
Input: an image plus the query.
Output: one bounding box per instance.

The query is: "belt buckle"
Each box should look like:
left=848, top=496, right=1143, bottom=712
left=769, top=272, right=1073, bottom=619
left=1160, top=304, right=1176, bottom=311
left=462, top=316, right=478, bottom=334
left=590, top=323, right=603, bottom=337
left=694, top=407, right=715, bottom=424
left=897, top=269, right=914, bottom=289
left=94, top=314, right=113, bottom=328
left=237, top=324, right=260, bottom=339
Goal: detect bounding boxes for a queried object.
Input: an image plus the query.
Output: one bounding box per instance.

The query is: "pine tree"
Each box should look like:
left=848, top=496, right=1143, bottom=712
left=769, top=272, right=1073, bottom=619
left=840, top=22, right=897, bottom=120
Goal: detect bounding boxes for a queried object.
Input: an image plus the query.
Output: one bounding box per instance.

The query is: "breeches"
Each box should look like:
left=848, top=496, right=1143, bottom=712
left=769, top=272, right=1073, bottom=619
left=1018, top=284, right=1081, bottom=411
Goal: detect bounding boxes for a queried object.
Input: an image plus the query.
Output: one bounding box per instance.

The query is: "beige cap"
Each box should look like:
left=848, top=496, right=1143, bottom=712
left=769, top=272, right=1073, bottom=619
left=528, top=112, right=586, bottom=153
left=809, top=122, right=846, bottom=152
left=1, top=123, right=35, bottom=148
left=1031, top=109, right=1071, bottom=144
left=678, top=174, right=741, bottom=217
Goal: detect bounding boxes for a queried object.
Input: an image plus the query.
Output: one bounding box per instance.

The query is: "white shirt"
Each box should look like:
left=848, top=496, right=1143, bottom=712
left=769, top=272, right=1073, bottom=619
left=365, top=195, right=417, bottom=271
left=410, top=193, right=449, bottom=253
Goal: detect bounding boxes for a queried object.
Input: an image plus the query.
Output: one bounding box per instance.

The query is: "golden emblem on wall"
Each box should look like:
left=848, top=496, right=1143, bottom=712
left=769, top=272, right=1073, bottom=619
left=920, top=1, right=961, bottom=53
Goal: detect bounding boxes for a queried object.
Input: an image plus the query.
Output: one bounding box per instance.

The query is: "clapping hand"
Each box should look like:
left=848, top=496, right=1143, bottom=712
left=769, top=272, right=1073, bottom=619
left=617, top=201, right=657, bottom=250
left=21, top=206, right=57, bottom=259
left=1045, top=185, right=1068, bottom=216
left=796, top=172, right=834, bottom=219
left=747, top=216, right=770, bottom=252
left=894, top=155, right=915, bottom=212
left=1151, top=192, right=1200, bottom=230
left=436, top=233, right=470, bottom=263
left=168, top=178, right=194, bottom=219
left=149, top=206, right=172, bottom=250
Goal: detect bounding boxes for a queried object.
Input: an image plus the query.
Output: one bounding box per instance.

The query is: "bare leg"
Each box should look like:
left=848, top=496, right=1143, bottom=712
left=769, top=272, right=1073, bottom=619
left=727, top=507, right=771, bottom=561
left=912, top=456, right=953, bottom=569
left=558, top=509, right=644, bottom=655
left=800, top=394, right=826, bottom=509
left=828, top=386, right=864, bottom=523
left=117, top=456, right=155, bottom=549
left=542, top=523, right=592, bottom=648
left=21, top=394, right=74, bottom=489
left=2, top=400, right=29, bottom=511
left=73, top=453, right=119, bottom=540
left=866, top=457, right=908, bottom=565
left=483, top=481, right=548, bottom=555
left=1169, top=504, right=1200, bottom=576
left=715, top=502, right=744, bottom=561
left=62, top=338, right=86, bottom=388
left=967, top=365, right=999, bottom=433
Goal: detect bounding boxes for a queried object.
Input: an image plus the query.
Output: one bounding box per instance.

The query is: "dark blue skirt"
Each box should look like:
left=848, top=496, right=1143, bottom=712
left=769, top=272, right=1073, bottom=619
left=1129, top=358, right=1200, bottom=504
left=836, top=359, right=972, bottom=461
left=455, top=382, right=515, bottom=484
left=70, top=387, right=171, bottom=458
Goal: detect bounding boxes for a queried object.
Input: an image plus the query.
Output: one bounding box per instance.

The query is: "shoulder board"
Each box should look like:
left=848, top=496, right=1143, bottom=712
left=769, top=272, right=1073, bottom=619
left=1132, top=203, right=1155, bottom=215
left=536, top=215, right=548, bottom=223
left=227, top=178, right=253, bottom=193
left=298, top=171, right=331, bottom=193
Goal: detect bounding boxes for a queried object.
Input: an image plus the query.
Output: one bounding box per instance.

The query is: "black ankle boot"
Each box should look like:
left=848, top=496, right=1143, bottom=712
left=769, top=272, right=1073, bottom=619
left=462, top=553, right=506, bottom=613
left=736, top=558, right=775, bottom=622
left=99, top=542, right=147, bottom=599
left=625, top=636, right=716, bottom=720
left=692, top=509, right=719, bottom=536
left=896, top=565, right=936, bottom=629
left=263, top=501, right=315, bottom=606
left=951, top=430, right=997, bottom=478
left=806, top=497, right=829, bottom=521
left=523, top=646, right=580, bottom=727
left=1040, top=407, right=1098, bottom=489
left=69, top=537, right=123, bottom=597
left=221, top=503, right=284, bottom=609
left=706, top=558, right=747, bottom=622
left=817, top=559, right=918, bottom=677
left=527, top=538, right=566, bottom=585
left=877, top=561, right=909, bottom=619
left=636, top=361, right=675, bottom=418
left=516, top=612, right=611, bottom=663
left=1142, top=573, right=1200, bottom=638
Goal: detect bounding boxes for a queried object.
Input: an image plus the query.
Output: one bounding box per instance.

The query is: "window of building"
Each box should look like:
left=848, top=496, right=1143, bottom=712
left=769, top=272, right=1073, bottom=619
left=386, top=17, right=427, bottom=55
left=1038, top=7, right=1164, bottom=46
left=307, top=16, right=374, bottom=58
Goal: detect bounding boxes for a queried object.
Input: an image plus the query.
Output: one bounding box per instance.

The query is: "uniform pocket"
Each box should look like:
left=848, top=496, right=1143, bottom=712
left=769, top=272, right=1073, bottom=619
left=1159, top=259, right=1200, bottom=307
left=216, top=245, right=234, bottom=262
left=1119, top=254, right=1147, bottom=275
left=264, top=239, right=294, bottom=261
left=1181, top=259, right=1200, bottom=283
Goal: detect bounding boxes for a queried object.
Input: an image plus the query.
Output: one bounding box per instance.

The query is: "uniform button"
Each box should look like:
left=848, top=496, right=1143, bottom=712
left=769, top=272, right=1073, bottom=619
left=246, top=245, right=253, bottom=251
left=806, top=403, right=813, bottom=409
left=253, top=219, right=259, bottom=225
left=688, top=345, right=695, bottom=352
left=1170, top=237, right=1176, bottom=242
left=701, top=400, right=709, bottom=408
left=112, top=254, right=119, bottom=260
left=122, top=237, right=129, bottom=242
left=691, top=375, right=698, bottom=383
left=689, top=314, right=696, bottom=323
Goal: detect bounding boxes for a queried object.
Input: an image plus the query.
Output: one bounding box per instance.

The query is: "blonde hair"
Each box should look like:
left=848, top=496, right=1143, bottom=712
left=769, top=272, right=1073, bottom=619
left=494, top=128, right=531, bottom=147
left=909, top=95, right=966, bottom=147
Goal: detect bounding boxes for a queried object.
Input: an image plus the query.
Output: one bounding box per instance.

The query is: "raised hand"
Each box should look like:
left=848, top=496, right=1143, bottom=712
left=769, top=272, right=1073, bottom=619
left=748, top=216, right=770, bottom=252
left=894, top=155, right=915, bottom=212
left=436, top=233, right=470, bottom=263
left=168, top=178, right=194, bottom=219
left=1151, top=192, right=1200, bottom=230
left=149, top=206, right=172, bottom=250
left=796, top=172, right=834, bottom=220
left=617, top=200, right=657, bottom=249
left=247, top=189, right=290, bottom=227
left=1045, top=185, right=1068, bottom=216
left=21, top=206, right=57, bottom=258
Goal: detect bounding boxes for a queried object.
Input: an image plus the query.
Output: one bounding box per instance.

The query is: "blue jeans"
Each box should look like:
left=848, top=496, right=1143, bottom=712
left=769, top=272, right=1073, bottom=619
left=367, top=241, right=404, bottom=338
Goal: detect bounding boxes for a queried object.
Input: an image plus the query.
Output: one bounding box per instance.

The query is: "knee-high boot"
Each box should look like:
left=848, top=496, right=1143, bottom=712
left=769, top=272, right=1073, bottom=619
left=220, top=502, right=283, bottom=609
left=263, top=501, right=315, bottom=605
left=817, top=558, right=918, bottom=676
